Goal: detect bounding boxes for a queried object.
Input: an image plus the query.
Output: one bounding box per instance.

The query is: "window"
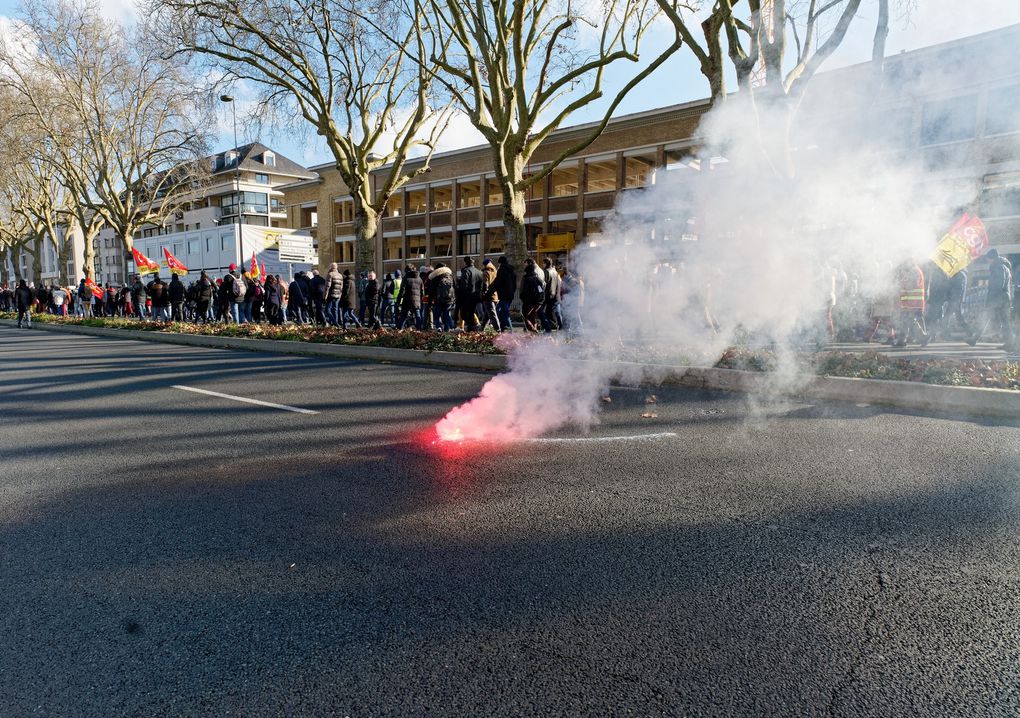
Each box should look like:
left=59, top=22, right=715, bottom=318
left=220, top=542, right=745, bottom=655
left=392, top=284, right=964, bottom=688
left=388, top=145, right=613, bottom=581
left=432, top=233, right=453, bottom=257
left=551, top=166, right=579, bottom=196
left=486, top=179, right=502, bottom=206
left=624, top=155, right=656, bottom=188
left=406, top=188, right=427, bottom=214
left=206, top=237, right=213, bottom=253
left=221, top=191, right=269, bottom=216
left=385, top=237, right=403, bottom=261
left=383, top=194, right=402, bottom=217
left=459, top=231, right=481, bottom=255
left=921, top=95, right=978, bottom=145
left=665, top=149, right=699, bottom=171
left=195, top=223, right=201, bottom=230
left=336, top=239, right=355, bottom=264
left=254, top=173, right=270, bottom=184
left=486, top=228, right=506, bottom=254
left=270, top=198, right=283, bottom=212
left=408, top=235, right=427, bottom=258
left=225, top=151, right=238, bottom=167
left=458, top=180, right=481, bottom=208
left=986, top=84, right=1020, bottom=136
left=523, top=171, right=546, bottom=200
left=585, top=159, right=617, bottom=192
left=300, top=207, right=318, bottom=227
left=262, top=151, right=276, bottom=167
left=221, top=236, right=232, bottom=251
left=980, top=183, right=1020, bottom=218
left=431, top=185, right=453, bottom=211
left=244, top=215, right=269, bottom=226
left=335, top=199, right=353, bottom=224
left=188, top=240, right=199, bottom=254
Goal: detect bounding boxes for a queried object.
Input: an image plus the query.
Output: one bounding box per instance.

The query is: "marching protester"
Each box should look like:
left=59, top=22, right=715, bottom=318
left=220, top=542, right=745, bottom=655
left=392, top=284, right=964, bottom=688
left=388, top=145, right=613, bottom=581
left=541, top=257, right=562, bottom=333
left=478, top=259, right=500, bottom=332
left=968, top=248, right=1015, bottom=350
left=428, top=262, right=455, bottom=332
left=363, top=271, right=382, bottom=329
left=487, top=255, right=516, bottom=332
left=395, top=263, right=422, bottom=329
left=340, top=269, right=360, bottom=328
left=520, top=257, right=546, bottom=333
left=168, top=274, right=186, bottom=321
left=455, top=256, right=484, bottom=332
left=325, top=262, right=344, bottom=327
left=14, top=278, right=33, bottom=328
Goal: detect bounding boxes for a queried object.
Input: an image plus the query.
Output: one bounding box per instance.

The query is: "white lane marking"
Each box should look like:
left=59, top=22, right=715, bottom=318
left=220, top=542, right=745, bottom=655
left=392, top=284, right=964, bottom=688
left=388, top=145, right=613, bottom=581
left=525, top=432, right=677, bottom=444
left=172, top=385, right=319, bottom=414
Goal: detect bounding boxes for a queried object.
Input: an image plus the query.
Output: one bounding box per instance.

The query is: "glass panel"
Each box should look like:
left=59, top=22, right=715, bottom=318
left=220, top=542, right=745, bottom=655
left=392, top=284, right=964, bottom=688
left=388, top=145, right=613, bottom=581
left=432, top=233, right=453, bottom=257
left=624, top=155, right=656, bottom=188
left=486, top=228, right=506, bottom=254
left=585, top=159, right=618, bottom=192
left=551, top=166, right=578, bottom=196
left=431, top=186, right=453, bottom=211
left=486, top=179, right=502, bottom=205
left=336, top=200, right=354, bottom=223
left=337, top=241, right=355, bottom=264
left=459, top=231, right=481, bottom=255
left=408, top=235, right=427, bottom=258
left=523, top=171, right=546, bottom=200
left=665, top=149, right=700, bottom=171
left=986, top=84, right=1020, bottom=135
left=383, top=194, right=403, bottom=217
left=458, top=180, right=481, bottom=208
left=406, top=189, right=427, bottom=215
left=385, top=236, right=404, bottom=260
left=921, top=95, right=978, bottom=145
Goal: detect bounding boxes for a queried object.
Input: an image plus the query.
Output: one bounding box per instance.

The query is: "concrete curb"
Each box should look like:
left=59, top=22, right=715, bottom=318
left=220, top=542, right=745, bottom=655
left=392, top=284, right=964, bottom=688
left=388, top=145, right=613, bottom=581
left=4, top=319, right=1018, bottom=419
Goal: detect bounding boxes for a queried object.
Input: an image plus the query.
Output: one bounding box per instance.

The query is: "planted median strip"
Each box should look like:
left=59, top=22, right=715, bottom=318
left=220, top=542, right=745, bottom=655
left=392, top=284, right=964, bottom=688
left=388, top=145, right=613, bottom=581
left=3, top=313, right=1019, bottom=392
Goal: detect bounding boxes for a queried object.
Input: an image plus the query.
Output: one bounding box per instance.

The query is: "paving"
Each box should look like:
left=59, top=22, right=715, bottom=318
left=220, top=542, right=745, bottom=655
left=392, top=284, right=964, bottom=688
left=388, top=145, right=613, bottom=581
left=1, top=325, right=1019, bottom=716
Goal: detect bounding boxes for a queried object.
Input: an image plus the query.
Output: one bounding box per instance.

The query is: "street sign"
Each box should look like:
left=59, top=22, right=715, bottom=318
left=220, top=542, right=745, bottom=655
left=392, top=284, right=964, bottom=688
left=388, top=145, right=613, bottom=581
left=278, top=235, right=316, bottom=263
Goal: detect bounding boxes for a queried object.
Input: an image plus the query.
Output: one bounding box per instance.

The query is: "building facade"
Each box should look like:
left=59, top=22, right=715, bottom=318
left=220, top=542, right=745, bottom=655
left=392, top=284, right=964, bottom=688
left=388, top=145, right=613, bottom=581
left=283, top=24, right=1020, bottom=277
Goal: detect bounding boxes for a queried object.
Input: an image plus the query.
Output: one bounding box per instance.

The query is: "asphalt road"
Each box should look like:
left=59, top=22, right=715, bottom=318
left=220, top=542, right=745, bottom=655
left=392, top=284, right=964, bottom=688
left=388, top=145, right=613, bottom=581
left=2, top=325, right=1019, bottom=717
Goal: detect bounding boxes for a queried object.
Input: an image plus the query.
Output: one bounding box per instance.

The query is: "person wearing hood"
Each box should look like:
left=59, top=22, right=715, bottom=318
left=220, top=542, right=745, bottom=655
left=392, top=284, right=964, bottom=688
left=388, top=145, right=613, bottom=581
left=486, top=256, right=516, bottom=332
left=428, top=262, right=455, bottom=331
left=194, top=271, right=214, bottom=322
left=340, top=269, right=361, bottom=328
left=520, top=257, right=546, bottom=333
left=363, top=271, right=382, bottom=329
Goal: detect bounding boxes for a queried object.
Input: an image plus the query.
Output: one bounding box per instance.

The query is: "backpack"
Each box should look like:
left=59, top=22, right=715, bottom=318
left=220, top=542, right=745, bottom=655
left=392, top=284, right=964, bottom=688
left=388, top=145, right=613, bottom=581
left=254, top=283, right=265, bottom=299
left=437, top=273, right=455, bottom=303
left=230, top=276, right=245, bottom=301
left=522, top=273, right=545, bottom=302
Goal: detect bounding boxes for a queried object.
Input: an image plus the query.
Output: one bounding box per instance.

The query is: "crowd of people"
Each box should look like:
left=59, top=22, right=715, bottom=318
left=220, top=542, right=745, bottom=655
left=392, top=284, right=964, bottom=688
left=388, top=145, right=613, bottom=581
left=1, top=250, right=1016, bottom=351
left=0, top=255, right=582, bottom=334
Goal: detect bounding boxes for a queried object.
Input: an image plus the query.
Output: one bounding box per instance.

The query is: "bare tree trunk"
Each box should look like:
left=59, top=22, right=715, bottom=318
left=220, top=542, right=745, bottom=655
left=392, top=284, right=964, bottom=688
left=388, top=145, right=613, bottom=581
left=872, top=0, right=890, bottom=65
left=501, top=185, right=528, bottom=279
left=57, top=239, right=70, bottom=286
left=28, top=236, right=43, bottom=286
left=0, top=245, right=10, bottom=286
left=353, top=206, right=378, bottom=275
left=83, top=232, right=96, bottom=279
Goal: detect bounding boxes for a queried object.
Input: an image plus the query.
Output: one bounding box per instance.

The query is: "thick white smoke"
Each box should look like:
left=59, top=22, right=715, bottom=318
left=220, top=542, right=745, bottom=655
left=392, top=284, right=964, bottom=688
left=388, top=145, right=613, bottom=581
left=436, top=58, right=994, bottom=442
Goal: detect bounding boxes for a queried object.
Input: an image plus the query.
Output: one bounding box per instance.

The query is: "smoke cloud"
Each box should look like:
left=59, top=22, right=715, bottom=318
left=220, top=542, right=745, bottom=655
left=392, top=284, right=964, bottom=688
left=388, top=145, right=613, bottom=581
left=436, top=47, right=1011, bottom=442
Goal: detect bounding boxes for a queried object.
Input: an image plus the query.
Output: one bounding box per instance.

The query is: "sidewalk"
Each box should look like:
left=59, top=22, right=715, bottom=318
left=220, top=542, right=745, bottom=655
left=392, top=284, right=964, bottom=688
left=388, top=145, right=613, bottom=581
left=828, top=340, right=1019, bottom=362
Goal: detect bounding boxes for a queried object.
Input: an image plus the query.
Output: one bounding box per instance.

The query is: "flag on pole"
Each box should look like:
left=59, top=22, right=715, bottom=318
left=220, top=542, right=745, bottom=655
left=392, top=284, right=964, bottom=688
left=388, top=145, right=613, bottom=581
left=163, top=247, right=189, bottom=275
left=261, top=262, right=267, bottom=279
left=250, top=252, right=260, bottom=279
left=131, top=247, right=160, bottom=275
left=84, top=276, right=104, bottom=299
left=930, top=214, right=989, bottom=278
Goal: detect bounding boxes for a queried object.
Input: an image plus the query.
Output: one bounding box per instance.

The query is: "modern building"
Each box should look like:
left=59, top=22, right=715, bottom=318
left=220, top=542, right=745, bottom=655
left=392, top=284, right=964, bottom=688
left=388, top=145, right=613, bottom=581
left=282, top=24, right=1020, bottom=276
left=112, top=142, right=317, bottom=282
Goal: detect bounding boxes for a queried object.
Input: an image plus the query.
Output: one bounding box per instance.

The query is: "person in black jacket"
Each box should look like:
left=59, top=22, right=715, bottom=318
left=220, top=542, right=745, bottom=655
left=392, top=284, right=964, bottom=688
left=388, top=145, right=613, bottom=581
left=167, top=274, right=186, bottom=321
left=455, top=256, right=484, bottom=331
left=195, top=271, right=214, bottom=322
left=486, top=255, right=517, bottom=332
left=264, top=275, right=283, bottom=325
left=520, top=258, right=545, bottom=333
left=14, top=279, right=33, bottom=328
left=309, top=268, right=327, bottom=325
left=339, top=269, right=360, bottom=328
left=147, top=275, right=169, bottom=321
left=363, top=272, right=381, bottom=329
left=395, top=263, right=423, bottom=329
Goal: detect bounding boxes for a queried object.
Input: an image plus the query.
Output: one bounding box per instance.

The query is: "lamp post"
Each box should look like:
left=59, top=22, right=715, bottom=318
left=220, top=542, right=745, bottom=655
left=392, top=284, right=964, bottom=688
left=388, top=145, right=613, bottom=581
left=219, top=95, right=241, bottom=263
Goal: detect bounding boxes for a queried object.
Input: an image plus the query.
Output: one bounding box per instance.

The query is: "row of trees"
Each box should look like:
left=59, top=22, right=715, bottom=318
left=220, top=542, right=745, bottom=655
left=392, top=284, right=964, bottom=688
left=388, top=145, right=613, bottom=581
left=0, top=0, right=209, bottom=286
left=0, top=0, right=898, bottom=284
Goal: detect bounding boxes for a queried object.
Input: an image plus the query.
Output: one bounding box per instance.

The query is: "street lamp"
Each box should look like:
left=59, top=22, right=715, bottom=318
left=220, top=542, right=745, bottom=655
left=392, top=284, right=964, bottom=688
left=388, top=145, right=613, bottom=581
left=220, top=95, right=241, bottom=236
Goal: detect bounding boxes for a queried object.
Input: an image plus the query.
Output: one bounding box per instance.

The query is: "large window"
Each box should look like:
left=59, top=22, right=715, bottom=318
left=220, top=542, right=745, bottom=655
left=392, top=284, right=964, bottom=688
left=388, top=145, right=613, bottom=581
left=624, top=155, right=656, bottom=188
left=551, top=165, right=579, bottom=196
left=336, top=240, right=355, bottom=264
left=523, top=169, right=546, bottom=199
left=487, top=227, right=506, bottom=254
left=585, top=158, right=617, bottom=192
left=431, top=233, right=453, bottom=257
left=406, top=188, right=427, bottom=215
left=486, top=179, right=502, bottom=206
left=335, top=199, right=354, bottom=224
left=921, top=95, right=978, bottom=145
left=458, top=180, right=481, bottom=208
left=408, top=235, right=427, bottom=258
left=221, top=191, right=269, bottom=215
left=986, top=84, right=1020, bottom=136
left=254, top=173, right=270, bottom=184
left=665, top=149, right=699, bottom=171
left=382, top=194, right=403, bottom=218
left=385, top=237, right=404, bottom=260
left=980, top=182, right=1020, bottom=218
left=459, top=231, right=481, bottom=255
left=431, top=185, right=453, bottom=211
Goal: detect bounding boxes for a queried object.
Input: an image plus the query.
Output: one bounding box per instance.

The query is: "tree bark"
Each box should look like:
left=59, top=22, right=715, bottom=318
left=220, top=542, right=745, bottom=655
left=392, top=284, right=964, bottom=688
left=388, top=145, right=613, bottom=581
left=29, top=236, right=43, bottom=286
left=353, top=205, right=378, bottom=275
left=57, top=238, right=70, bottom=286
left=83, top=231, right=96, bottom=279
left=0, top=245, right=10, bottom=287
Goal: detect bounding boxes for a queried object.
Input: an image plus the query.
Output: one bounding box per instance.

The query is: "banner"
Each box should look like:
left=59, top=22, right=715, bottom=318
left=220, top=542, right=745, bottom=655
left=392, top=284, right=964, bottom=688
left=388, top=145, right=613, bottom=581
left=931, top=214, right=989, bottom=278
left=250, top=252, right=260, bottom=279
left=163, top=247, right=189, bottom=275
left=131, top=247, right=160, bottom=275
left=85, top=277, right=104, bottom=299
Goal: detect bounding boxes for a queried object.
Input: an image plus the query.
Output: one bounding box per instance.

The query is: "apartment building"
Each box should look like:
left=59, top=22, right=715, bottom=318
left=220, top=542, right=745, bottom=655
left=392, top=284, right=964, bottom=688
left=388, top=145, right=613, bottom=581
left=283, top=24, right=1020, bottom=278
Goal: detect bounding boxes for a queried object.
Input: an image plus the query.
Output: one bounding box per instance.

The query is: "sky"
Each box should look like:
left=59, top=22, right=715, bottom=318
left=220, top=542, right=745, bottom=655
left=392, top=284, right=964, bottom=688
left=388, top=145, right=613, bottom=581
left=1, top=0, right=1019, bottom=168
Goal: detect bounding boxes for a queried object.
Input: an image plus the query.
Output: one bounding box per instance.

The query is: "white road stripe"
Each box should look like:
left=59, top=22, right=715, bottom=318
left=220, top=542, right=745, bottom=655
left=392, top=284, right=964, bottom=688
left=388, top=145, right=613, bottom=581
left=525, top=432, right=677, bottom=444
left=172, top=385, right=319, bottom=414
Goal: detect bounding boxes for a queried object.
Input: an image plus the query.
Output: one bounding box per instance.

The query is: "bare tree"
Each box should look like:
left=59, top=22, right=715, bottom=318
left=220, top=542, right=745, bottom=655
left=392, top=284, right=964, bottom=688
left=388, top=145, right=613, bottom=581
left=655, top=0, right=900, bottom=174
left=151, top=0, right=450, bottom=273
left=412, top=0, right=681, bottom=271
left=0, top=0, right=211, bottom=276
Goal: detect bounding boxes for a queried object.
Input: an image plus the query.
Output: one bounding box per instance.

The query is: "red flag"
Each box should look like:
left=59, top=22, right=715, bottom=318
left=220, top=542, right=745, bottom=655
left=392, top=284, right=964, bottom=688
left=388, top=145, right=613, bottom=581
left=85, top=276, right=104, bottom=299
left=261, top=262, right=267, bottom=279
left=163, top=247, right=189, bottom=275
left=131, top=246, right=160, bottom=275
left=250, top=252, right=260, bottom=279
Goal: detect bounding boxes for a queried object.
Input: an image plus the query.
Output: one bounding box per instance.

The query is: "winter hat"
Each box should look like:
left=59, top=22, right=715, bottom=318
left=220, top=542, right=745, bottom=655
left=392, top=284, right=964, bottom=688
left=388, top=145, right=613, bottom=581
left=229, top=263, right=237, bottom=271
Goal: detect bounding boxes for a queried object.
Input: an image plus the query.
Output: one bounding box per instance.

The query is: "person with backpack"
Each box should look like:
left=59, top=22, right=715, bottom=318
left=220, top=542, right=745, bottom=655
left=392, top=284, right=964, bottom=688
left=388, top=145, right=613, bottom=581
left=222, top=264, right=245, bottom=323
left=428, top=262, right=456, bottom=332
left=455, top=256, right=484, bottom=331
left=968, top=248, right=1015, bottom=350
left=540, top=257, right=562, bottom=333
left=520, top=257, right=546, bottom=332
left=395, top=264, right=422, bottom=330
left=51, top=284, right=68, bottom=317
left=486, top=256, right=517, bottom=332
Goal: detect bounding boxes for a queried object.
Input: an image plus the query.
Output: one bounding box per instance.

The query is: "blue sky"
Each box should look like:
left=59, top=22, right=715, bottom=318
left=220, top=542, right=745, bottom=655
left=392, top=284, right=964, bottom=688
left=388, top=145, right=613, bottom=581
left=2, top=0, right=1019, bottom=168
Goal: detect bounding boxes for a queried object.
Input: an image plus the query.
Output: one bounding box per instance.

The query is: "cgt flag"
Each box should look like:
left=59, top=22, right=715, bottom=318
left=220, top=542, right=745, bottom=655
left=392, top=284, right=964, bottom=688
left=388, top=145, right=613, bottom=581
left=250, top=252, right=260, bottom=279
left=84, top=276, right=104, bottom=299
left=163, top=247, right=189, bottom=275
left=131, top=247, right=160, bottom=275
left=931, top=214, right=988, bottom=278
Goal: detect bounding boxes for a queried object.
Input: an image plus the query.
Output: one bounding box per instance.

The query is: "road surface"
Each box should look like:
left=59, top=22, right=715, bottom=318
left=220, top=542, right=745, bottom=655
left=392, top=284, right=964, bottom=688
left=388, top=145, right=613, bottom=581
left=1, top=326, right=1019, bottom=716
